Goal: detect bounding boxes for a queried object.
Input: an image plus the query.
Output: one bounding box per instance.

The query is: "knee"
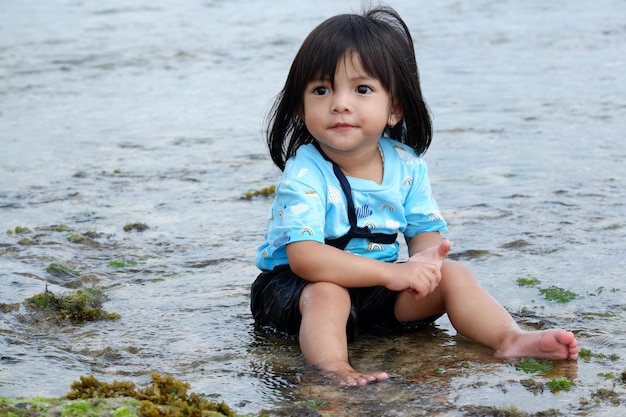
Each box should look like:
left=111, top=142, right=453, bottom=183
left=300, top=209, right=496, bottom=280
left=299, top=282, right=350, bottom=313
left=440, top=261, right=479, bottom=289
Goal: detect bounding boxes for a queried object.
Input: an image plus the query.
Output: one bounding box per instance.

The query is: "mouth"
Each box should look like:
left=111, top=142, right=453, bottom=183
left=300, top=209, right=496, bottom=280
left=331, top=123, right=355, bottom=130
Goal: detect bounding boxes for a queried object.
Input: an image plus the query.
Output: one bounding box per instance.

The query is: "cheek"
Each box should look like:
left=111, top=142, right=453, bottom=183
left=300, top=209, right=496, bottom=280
left=301, top=103, right=320, bottom=123
left=300, top=101, right=313, bottom=122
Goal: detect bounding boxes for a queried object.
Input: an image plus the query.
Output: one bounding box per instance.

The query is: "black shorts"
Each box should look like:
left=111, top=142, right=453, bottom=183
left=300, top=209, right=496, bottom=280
left=250, top=265, right=440, bottom=342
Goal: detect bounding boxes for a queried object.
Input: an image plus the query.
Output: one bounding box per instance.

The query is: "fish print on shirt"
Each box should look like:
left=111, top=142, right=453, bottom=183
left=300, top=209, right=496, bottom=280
left=355, top=204, right=373, bottom=219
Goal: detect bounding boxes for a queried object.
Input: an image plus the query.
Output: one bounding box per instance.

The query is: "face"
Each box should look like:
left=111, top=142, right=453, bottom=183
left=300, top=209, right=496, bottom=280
left=302, top=53, right=401, bottom=155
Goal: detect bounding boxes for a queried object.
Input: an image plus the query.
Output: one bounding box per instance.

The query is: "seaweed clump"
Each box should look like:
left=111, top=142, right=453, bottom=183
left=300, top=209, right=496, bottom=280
left=514, top=358, right=554, bottom=374
left=124, top=222, right=150, bottom=232
left=546, top=377, right=575, bottom=393
left=460, top=405, right=563, bottom=416
left=539, top=286, right=577, bottom=303
left=6, top=225, right=31, bottom=234
left=24, top=287, right=120, bottom=322
left=244, top=185, right=275, bottom=200
left=516, top=276, right=540, bottom=287
left=67, top=373, right=236, bottom=417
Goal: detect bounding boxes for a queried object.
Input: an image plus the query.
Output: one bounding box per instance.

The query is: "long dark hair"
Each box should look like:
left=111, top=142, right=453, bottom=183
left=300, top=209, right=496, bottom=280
left=266, top=6, right=432, bottom=171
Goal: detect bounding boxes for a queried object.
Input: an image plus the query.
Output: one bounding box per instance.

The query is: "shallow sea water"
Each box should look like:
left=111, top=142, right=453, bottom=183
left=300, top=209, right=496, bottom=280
left=1, top=0, right=625, bottom=415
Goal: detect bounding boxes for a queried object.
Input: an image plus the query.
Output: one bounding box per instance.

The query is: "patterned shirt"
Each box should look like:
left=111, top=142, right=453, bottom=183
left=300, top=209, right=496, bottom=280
left=255, top=137, right=447, bottom=271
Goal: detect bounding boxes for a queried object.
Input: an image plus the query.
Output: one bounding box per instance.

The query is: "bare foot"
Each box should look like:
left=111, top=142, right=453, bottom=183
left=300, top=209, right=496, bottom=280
left=317, top=360, right=389, bottom=386
left=494, top=329, right=578, bottom=360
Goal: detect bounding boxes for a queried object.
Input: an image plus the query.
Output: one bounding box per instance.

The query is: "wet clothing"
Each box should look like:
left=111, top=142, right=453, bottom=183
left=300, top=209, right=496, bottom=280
left=251, top=265, right=442, bottom=342
left=251, top=137, right=447, bottom=339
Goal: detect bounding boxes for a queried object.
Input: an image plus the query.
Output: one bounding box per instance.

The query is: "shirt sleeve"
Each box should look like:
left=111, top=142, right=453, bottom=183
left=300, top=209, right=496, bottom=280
left=265, top=177, right=327, bottom=252
left=403, top=158, right=448, bottom=238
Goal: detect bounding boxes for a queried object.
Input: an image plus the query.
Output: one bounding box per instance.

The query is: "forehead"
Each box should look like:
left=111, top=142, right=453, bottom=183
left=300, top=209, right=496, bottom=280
left=314, top=52, right=373, bottom=81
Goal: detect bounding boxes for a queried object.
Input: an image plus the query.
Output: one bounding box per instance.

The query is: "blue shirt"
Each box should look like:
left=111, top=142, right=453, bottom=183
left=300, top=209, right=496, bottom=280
left=255, top=137, right=447, bottom=271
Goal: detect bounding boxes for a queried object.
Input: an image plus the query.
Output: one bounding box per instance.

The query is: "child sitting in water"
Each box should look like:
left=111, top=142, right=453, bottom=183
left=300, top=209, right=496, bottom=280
left=251, top=6, right=578, bottom=386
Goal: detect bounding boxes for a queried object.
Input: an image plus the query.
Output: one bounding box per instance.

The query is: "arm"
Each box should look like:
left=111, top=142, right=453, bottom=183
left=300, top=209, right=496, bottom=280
left=286, top=232, right=445, bottom=285
left=286, top=240, right=392, bottom=287
left=287, top=240, right=443, bottom=298
left=406, top=231, right=444, bottom=257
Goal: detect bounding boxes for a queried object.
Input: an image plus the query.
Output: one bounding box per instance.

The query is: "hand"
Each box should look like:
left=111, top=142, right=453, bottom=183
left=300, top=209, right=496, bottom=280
left=385, top=262, right=441, bottom=300
left=385, top=240, right=451, bottom=300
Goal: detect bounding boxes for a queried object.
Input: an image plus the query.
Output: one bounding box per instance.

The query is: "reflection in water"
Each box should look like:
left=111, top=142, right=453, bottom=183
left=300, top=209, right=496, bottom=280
left=1, top=0, right=625, bottom=415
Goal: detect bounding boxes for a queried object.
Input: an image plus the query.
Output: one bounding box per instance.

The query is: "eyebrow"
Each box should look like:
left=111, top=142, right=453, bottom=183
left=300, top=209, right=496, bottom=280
left=350, top=75, right=377, bottom=82
left=308, top=74, right=378, bottom=84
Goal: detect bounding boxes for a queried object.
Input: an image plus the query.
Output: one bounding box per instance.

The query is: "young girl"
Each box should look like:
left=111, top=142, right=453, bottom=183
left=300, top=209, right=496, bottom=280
left=251, top=6, right=578, bottom=386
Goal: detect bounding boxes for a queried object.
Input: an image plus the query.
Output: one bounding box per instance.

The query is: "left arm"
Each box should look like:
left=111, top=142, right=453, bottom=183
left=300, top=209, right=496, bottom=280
left=406, top=231, right=444, bottom=257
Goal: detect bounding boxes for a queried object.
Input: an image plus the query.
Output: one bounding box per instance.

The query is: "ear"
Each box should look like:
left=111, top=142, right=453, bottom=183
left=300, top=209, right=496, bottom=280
left=388, top=103, right=403, bottom=127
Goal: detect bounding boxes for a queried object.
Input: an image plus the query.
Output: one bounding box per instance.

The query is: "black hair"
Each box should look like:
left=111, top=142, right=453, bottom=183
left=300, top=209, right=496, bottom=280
left=266, top=6, right=432, bottom=171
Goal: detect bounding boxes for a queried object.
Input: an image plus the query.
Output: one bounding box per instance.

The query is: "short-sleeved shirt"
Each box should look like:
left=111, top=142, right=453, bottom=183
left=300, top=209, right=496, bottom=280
left=255, top=137, right=447, bottom=271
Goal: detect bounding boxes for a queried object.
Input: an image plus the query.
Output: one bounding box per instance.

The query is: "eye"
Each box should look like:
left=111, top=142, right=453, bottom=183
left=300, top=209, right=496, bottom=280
left=312, top=86, right=330, bottom=95
left=356, top=85, right=373, bottom=94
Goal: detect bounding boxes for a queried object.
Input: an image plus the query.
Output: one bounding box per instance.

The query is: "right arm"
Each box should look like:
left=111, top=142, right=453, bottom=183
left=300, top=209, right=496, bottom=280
left=286, top=240, right=442, bottom=299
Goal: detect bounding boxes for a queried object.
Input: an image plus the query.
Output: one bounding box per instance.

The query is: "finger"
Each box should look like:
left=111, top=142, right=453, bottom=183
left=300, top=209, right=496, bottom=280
left=434, top=269, right=443, bottom=285
left=406, top=288, right=422, bottom=300
left=438, top=239, right=451, bottom=258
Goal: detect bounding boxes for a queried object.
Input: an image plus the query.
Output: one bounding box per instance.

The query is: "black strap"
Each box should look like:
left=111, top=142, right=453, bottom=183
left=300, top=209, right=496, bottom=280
left=313, top=143, right=398, bottom=250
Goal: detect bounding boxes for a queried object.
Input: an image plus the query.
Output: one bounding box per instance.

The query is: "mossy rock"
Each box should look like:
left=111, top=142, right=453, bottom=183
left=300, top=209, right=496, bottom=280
left=67, top=374, right=237, bottom=416
left=23, top=287, right=120, bottom=323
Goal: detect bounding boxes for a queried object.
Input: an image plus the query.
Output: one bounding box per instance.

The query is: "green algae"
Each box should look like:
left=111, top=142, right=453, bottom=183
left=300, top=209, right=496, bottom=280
left=0, top=397, right=59, bottom=416
left=515, top=277, right=578, bottom=303
left=579, top=348, right=592, bottom=359
left=109, top=259, right=139, bottom=268
left=579, top=348, right=620, bottom=362
left=60, top=399, right=99, bottom=417
left=112, top=407, right=138, bottom=417
left=514, top=358, right=554, bottom=374
left=123, top=222, right=150, bottom=232
left=243, top=185, right=275, bottom=200
left=538, top=286, right=577, bottom=303
left=66, top=231, right=101, bottom=247
left=0, top=374, right=331, bottom=417
left=6, top=226, right=31, bottom=234
left=67, top=374, right=236, bottom=417
left=460, top=404, right=563, bottom=417
left=516, top=276, right=540, bottom=287
left=17, top=237, right=37, bottom=245
left=546, top=377, right=575, bottom=393
left=0, top=396, right=141, bottom=417
left=46, top=262, right=80, bottom=277
left=42, top=224, right=72, bottom=232
left=23, top=287, right=120, bottom=322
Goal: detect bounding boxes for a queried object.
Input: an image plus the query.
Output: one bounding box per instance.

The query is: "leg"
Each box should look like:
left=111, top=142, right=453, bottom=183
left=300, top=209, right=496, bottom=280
left=299, top=281, right=389, bottom=386
left=395, top=261, right=578, bottom=360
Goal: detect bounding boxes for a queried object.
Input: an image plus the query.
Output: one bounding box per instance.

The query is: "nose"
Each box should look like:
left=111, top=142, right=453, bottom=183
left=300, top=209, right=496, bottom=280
left=330, top=89, right=351, bottom=113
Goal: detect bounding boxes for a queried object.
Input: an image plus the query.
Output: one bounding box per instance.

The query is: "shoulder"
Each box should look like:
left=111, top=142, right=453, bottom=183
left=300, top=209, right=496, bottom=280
left=380, top=137, right=426, bottom=167
left=279, top=144, right=332, bottom=192
left=284, top=143, right=326, bottom=174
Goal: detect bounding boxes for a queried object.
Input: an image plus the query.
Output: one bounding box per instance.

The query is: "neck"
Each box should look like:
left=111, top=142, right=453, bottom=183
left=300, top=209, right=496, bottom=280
left=317, top=142, right=384, bottom=184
